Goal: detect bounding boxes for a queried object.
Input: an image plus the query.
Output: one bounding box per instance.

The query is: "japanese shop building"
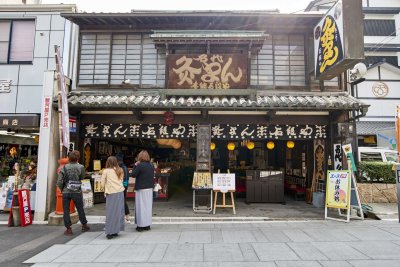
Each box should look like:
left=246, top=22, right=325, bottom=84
left=60, top=7, right=368, bottom=210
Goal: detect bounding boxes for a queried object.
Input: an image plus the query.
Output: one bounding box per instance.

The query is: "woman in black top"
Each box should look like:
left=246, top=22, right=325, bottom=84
left=131, top=150, right=154, bottom=231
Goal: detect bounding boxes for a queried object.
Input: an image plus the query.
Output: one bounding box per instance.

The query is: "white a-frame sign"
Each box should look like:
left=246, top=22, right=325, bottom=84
left=325, top=144, right=364, bottom=222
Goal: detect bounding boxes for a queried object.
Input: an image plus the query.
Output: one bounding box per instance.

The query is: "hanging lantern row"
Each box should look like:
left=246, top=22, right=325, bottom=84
left=227, top=142, right=235, bottom=151
left=210, top=142, right=216, bottom=151
left=210, top=140, right=295, bottom=151
left=246, top=141, right=255, bottom=150
left=156, top=139, right=181, bottom=149
left=266, top=141, right=275, bottom=150
left=287, top=140, right=295, bottom=149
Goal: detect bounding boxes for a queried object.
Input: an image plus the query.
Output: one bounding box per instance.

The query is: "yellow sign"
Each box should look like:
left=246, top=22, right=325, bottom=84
left=93, top=160, right=101, bottom=171
left=326, top=170, right=351, bottom=209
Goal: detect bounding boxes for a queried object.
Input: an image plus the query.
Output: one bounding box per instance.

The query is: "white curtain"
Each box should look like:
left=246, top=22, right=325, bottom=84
left=9, top=20, right=35, bottom=62
left=0, top=21, right=11, bottom=63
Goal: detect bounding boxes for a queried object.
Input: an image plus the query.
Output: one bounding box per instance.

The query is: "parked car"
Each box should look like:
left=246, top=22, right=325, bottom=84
left=357, top=147, right=398, bottom=163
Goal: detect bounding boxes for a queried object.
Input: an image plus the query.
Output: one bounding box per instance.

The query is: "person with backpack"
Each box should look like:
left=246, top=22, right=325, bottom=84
left=57, top=150, right=90, bottom=236
left=101, top=156, right=125, bottom=239
left=117, top=155, right=131, bottom=223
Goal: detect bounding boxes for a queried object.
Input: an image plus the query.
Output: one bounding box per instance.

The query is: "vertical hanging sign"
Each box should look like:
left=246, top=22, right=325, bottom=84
left=196, top=125, right=211, bottom=171
left=333, top=143, right=342, bottom=170
left=55, top=46, right=70, bottom=149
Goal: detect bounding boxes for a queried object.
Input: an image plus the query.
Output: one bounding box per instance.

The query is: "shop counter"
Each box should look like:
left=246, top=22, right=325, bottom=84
left=127, top=173, right=169, bottom=200
left=246, top=170, right=285, bottom=203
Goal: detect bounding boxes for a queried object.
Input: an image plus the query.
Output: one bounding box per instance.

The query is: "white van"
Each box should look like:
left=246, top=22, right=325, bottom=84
left=358, top=147, right=398, bottom=163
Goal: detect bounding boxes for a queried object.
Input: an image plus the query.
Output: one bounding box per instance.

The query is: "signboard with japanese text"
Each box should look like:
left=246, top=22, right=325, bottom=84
left=0, top=79, right=12, bottom=93
left=42, top=96, right=51, bottom=128
left=18, top=189, right=32, bottom=227
left=81, top=179, right=93, bottom=208
left=333, top=143, right=343, bottom=170
left=0, top=114, right=40, bottom=129
left=69, top=117, right=77, bottom=133
left=197, top=125, right=211, bottom=171
left=213, top=173, right=235, bottom=193
left=326, top=170, right=351, bottom=209
left=82, top=123, right=327, bottom=140
left=167, top=54, right=248, bottom=89
left=93, top=174, right=104, bottom=193
left=314, top=0, right=364, bottom=80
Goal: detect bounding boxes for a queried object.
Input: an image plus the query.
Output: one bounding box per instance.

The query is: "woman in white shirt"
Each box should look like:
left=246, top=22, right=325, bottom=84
left=101, top=156, right=125, bottom=239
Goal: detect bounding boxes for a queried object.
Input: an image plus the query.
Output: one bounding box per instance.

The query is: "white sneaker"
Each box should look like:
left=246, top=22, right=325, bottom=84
left=125, top=215, right=131, bottom=223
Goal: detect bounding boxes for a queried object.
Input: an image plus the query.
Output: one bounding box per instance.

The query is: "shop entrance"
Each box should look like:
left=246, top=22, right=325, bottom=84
left=84, top=137, right=324, bottom=219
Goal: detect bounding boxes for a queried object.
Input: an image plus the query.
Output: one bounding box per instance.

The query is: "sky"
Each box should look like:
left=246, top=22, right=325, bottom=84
left=41, top=0, right=313, bottom=13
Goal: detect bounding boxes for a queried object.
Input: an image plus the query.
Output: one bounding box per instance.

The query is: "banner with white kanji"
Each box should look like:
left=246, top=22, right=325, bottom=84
left=82, top=123, right=327, bottom=140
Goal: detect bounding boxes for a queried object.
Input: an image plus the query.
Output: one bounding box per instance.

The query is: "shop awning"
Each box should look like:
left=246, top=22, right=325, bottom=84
left=356, top=121, right=395, bottom=135
left=67, top=90, right=369, bottom=112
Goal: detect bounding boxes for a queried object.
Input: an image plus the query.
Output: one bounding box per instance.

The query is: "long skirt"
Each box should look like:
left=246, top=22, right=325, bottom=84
left=135, top=188, right=153, bottom=227
left=105, top=191, right=125, bottom=235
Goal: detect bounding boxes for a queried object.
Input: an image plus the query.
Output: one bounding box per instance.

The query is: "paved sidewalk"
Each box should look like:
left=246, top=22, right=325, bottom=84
left=24, top=220, right=400, bottom=266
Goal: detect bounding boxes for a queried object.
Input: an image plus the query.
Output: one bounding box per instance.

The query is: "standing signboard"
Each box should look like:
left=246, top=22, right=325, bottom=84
left=212, top=173, right=236, bottom=214
left=18, top=189, right=32, bottom=227
left=325, top=170, right=351, bottom=222
left=212, top=173, right=235, bottom=193
left=326, top=170, right=351, bottom=209
left=8, top=189, right=32, bottom=227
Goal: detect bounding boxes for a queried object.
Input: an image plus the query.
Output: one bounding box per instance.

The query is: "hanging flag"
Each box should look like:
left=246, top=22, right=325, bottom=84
left=55, top=46, right=70, bottom=149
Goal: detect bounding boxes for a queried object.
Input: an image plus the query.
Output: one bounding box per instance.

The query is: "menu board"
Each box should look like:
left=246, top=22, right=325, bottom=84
left=212, top=173, right=235, bottom=193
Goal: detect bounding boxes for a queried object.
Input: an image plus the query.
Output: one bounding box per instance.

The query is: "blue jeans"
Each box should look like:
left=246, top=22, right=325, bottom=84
left=62, top=192, right=88, bottom=228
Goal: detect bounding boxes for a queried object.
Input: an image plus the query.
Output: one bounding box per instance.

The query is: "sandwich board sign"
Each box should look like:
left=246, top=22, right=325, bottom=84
left=325, top=143, right=364, bottom=222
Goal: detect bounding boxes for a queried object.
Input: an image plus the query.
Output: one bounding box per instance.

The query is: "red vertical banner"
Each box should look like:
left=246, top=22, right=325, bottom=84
left=18, top=189, right=32, bottom=227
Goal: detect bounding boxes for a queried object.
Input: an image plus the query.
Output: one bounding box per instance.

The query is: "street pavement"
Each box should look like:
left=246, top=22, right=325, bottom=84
left=0, top=223, right=105, bottom=267
left=18, top=219, right=400, bottom=266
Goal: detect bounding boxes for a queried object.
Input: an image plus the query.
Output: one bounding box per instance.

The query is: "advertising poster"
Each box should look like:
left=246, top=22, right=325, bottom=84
left=0, top=186, right=7, bottom=210
left=212, top=173, right=235, bottom=193
left=93, top=160, right=101, bottom=171
left=81, top=179, right=93, bottom=208
left=326, top=170, right=351, bottom=209
left=93, top=175, right=104, bottom=193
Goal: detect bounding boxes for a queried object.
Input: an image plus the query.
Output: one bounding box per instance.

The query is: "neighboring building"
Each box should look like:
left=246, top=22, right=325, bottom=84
left=306, top=0, right=400, bottom=148
left=59, top=6, right=367, bottom=216
left=0, top=4, right=77, bottom=220
left=0, top=0, right=41, bottom=4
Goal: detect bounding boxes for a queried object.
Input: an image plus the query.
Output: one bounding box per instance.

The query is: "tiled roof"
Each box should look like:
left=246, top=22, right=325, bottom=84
left=67, top=91, right=369, bottom=111
left=356, top=121, right=395, bottom=135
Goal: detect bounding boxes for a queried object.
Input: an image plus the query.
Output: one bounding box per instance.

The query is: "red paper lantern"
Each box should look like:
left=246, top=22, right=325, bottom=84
left=164, top=111, right=174, bottom=126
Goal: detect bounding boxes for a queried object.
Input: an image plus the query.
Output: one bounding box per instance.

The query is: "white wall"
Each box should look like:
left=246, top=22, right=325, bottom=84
left=356, top=65, right=400, bottom=122
left=0, top=8, right=77, bottom=114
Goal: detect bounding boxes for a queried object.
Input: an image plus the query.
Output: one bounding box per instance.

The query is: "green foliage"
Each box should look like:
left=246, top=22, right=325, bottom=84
left=358, top=161, right=395, bottom=184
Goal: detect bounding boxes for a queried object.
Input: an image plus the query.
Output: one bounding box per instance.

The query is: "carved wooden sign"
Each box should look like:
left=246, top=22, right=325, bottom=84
left=167, top=54, right=248, bottom=89
left=196, top=125, right=211, bottom=171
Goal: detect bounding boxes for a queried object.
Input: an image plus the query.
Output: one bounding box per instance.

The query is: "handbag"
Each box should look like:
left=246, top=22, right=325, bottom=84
left=66, top=180, right=82, bottom=192
left=63, top=166, right=82, bottom=192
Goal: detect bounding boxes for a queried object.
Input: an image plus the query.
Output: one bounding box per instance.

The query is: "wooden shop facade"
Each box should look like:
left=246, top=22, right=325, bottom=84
left=61, top=8, right=368, bottom=205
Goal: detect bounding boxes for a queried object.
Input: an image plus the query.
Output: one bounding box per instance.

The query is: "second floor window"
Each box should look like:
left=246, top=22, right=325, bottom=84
left=364, top=19, right=396, bottom=37
left=0, top=20, right=35, bottom=64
